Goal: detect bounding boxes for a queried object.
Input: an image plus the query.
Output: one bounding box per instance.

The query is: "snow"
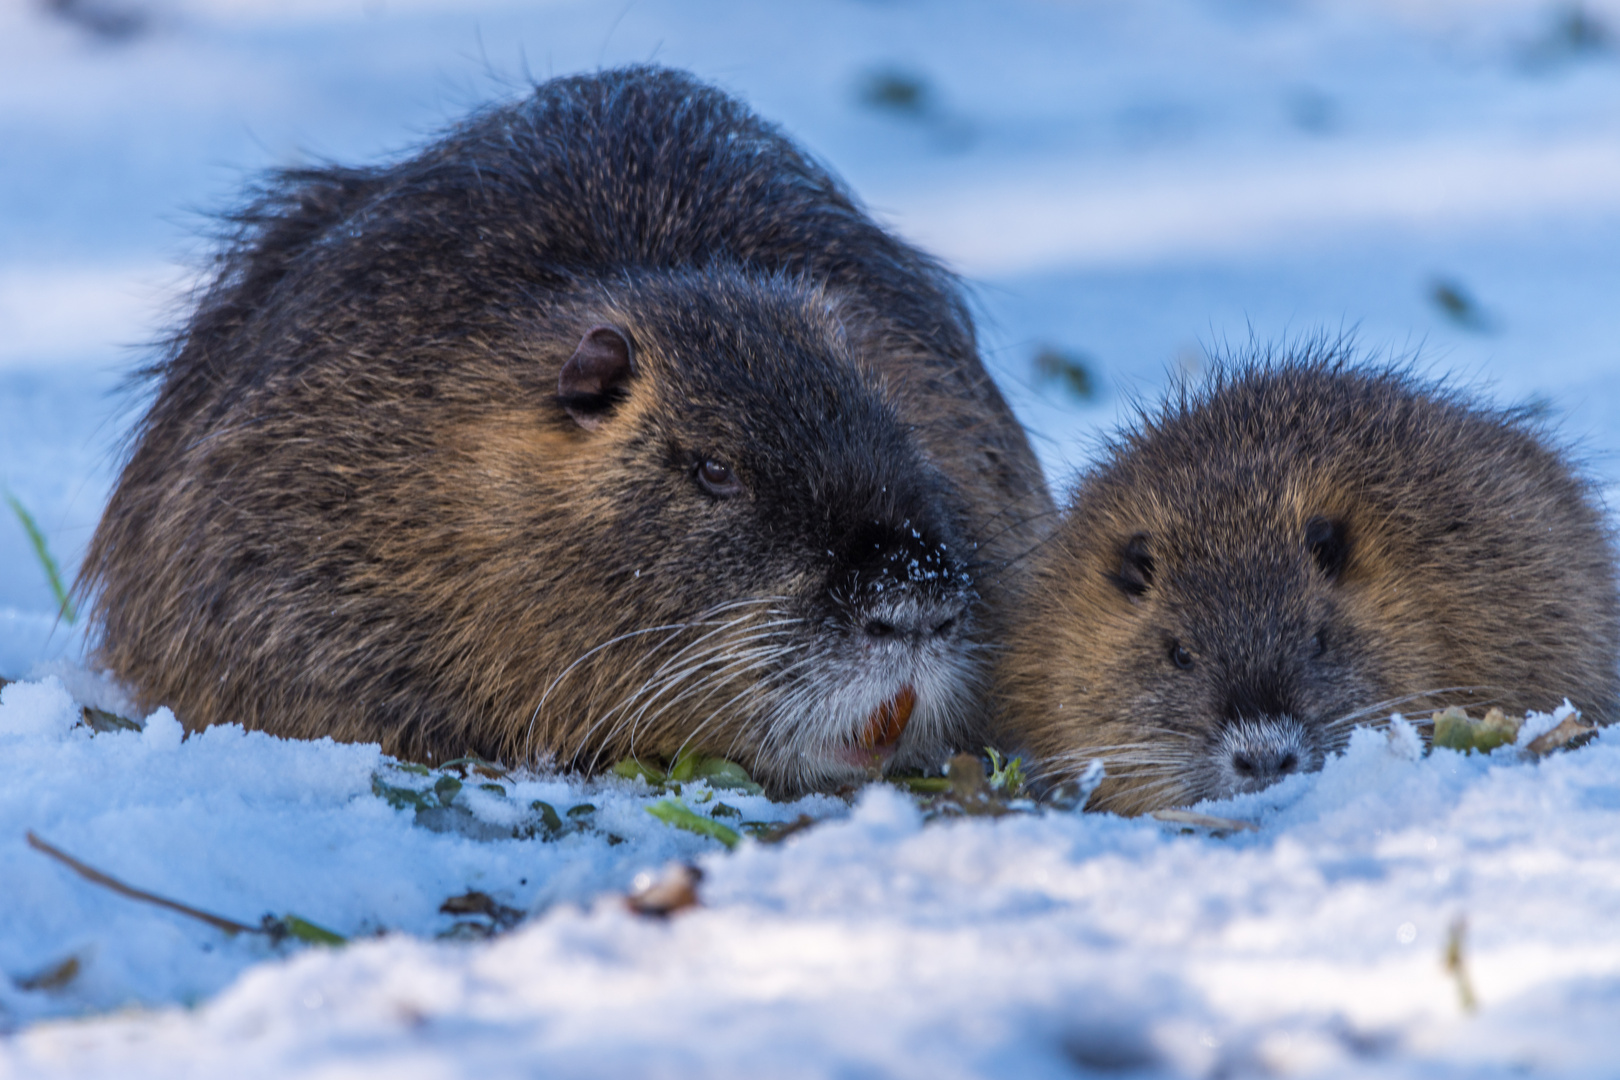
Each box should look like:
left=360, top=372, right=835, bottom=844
left=0, top=677, right=839, bottom=1028
left=6, top=0, right=1620, bottom=1075
left=5, top=680, right=1620, bottom=1077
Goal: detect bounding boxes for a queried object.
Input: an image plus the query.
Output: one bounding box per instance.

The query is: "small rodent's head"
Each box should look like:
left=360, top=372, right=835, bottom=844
left=993, top=357, right=1606, bottom=813
left=1045, top=497, right=1393, bottom=813
left=466, top=268, right=978, bottom=794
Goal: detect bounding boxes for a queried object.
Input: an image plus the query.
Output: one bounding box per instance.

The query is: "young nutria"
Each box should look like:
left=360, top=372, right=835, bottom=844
left=996, top=351, right=1620, bottom=813
left=79, top=66, right=1052, bottom=796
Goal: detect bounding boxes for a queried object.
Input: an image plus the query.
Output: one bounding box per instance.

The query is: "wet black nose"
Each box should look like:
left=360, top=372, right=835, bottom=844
left=836, top=516, right=973, bottom=644
left=1229, top=745, right=1301, bottom=781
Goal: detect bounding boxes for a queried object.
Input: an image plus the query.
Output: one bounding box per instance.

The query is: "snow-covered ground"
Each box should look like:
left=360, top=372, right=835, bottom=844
left=5, top=0, right=1620, bottom=1075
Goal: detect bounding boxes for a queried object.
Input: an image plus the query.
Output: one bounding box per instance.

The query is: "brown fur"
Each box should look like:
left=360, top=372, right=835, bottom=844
left=79, top=68, right=1052, bottom=795
left=996, top=350, right=1620, bottom=813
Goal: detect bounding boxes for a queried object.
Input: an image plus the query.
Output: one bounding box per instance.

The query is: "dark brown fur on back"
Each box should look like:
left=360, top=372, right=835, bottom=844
left=81, top=67, right=1052, bottom=794
left=996, top=349, right=1620, bottom=813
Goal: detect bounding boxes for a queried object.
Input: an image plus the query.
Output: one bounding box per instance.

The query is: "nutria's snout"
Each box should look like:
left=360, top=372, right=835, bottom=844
left=837, top=516, right=974, bottom=645
left=1213, top=717, right=1313, bottom=796
left=810, top=510, right=978, bottom=775
left=857, top=595, right=967, bottom=646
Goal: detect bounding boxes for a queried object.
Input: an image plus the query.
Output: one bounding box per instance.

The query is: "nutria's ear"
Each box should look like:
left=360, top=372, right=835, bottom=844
left=1306, top=516, right=1349, bottom=580
left=558, top=325, right=635, bottom=430
left=1110, top=532, right=1155, bottom=599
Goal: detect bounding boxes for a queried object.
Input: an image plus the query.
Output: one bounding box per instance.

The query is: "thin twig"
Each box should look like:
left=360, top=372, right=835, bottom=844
left=26, top=831, right=257, bottom=936
left=1150, top=809, right=1258, bottom=833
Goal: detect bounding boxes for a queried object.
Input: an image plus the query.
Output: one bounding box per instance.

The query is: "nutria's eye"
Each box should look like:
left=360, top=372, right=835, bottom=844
left=1169, top=641, right=1194, bottom=670
left=1312, top=630, right=1328, bottom=658
left=695, top=458, right=743, bottom=498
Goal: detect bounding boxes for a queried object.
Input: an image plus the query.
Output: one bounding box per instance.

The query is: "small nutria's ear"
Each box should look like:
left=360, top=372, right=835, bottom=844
left=1305, top=516, right=1349, bottom=580
left=1110, top=532, right=1155, bottom=599
left=558, top=324, right=635, bottom=430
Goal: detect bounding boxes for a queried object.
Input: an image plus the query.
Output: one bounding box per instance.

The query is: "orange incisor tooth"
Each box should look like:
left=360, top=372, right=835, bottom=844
left=861, top=685, right=917, bottom=750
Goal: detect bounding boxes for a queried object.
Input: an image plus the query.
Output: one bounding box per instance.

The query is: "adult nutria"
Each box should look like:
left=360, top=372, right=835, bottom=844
left=996, top=351, right=1620, bottom=813
left=79, top=66, right=1052, bottom=796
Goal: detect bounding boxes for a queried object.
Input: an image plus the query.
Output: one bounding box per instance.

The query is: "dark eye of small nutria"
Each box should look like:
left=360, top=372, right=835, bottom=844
left=1312, top=630, right=1328, bottom=658
left=695, top=457, right=743, bottom=498
left=1169, top=641, right=1194, bottom=669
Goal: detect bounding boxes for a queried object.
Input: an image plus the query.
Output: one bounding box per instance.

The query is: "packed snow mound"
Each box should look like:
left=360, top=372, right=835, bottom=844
left=0, top=676, right=839, bottom=1028
left=5, top=674, right=1620, bottom=1078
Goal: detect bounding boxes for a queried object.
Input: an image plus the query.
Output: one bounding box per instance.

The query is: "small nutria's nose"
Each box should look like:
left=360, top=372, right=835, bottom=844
left=1229, top=745, right=1301, bottom=781
left=860, top=594, right=968, bottom=644
left=1218, top=716, right=1308, bottom=794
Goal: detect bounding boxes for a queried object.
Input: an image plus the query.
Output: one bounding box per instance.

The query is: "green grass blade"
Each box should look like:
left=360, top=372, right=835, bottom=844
left=278, top=914, right=347, bottom=946
left=6, top=493, right=75, bottom=624
left=646, top=799, right=740, bottom=849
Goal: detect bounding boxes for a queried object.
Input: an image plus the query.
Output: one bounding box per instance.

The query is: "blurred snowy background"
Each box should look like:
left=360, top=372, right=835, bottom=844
left=5, top=2, right=1620, bottom=1076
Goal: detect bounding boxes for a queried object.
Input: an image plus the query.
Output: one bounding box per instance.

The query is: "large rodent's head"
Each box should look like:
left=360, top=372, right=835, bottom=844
left=997, top=356, right=1620, bottom=813
left=458, top=267, right=979, bottom=794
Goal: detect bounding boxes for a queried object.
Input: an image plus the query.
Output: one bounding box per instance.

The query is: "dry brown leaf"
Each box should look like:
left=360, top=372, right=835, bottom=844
left=1526, top=715, right=1598, bottom=758
left=438, top=890, right=524, bottom=931
left=14, top=954, right=82, bottom=993
left=625, top=864, right=703, bottom=918
left=752, top=814, right=817, bottom=845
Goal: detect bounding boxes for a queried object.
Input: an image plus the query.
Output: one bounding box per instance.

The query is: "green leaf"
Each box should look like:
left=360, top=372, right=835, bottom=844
left=566, top=803, right=596, bottom=820
left=279, top=914, right=346, bottom=946
left=15, top=953, right=82, bottom=992
left=529, top=800, right=565, bottom=835
left=438, top=755, right=509, bottom=777
left=1032, top=346, right=1099, bottom=403
left=646, top=799, right=740, bottom=849
left=986, top=748, right=1026, bottom=795
left=1432, top=708, right=1475, bottom=751
left=371, top=775, right=430, bottom=811
left=478, top=782, right=507, bottom=797
left=612, top=758, right=666, bottom=785
left=81, top=705, right=141, bottom=733
left=711, top=802, right=742, bottom=820
left=896, top=776, right=953, bottom=794
left=692, top=757, right=765, bottom=794
left=6, top=493, right=75, bottom=624
left=433, top=774, right=462, bottom=806
left=1475, top=709, right=1522, bottom=752
left=1432, top=706, right=1522, bottom=755
left=739, top=814, right=817, bottom=844
left=667, top=751, right=698, bottom=782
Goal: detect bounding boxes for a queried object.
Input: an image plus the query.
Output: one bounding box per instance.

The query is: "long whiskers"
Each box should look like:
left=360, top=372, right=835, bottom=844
left=575, top=621, right=798, bottom=768
left=586, top=636, right=802, bottom=772
left=1320, top=685, right=1508, bottom=740
left=523, top=595, right=791, bottom=764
